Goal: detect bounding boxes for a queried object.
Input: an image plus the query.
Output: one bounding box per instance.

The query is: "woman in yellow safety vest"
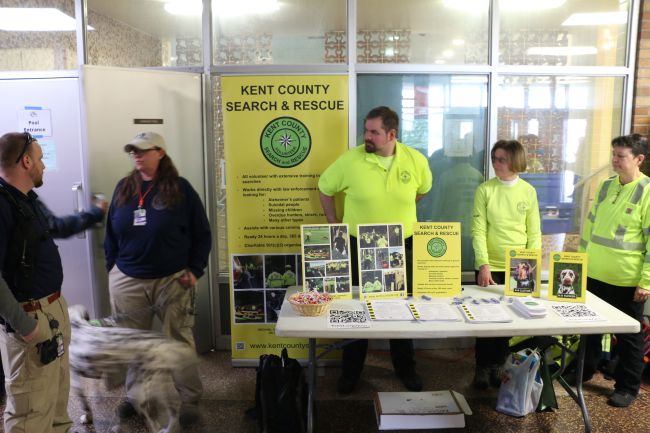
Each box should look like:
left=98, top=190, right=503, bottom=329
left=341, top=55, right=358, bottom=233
left=471, top=139, right=542, bottom=389
left=577, top=133, right=650, bottom=408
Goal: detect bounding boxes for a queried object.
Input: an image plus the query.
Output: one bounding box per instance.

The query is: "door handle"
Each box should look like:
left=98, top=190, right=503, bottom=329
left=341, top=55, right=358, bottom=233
left=72, top=182, right=85, bottom=239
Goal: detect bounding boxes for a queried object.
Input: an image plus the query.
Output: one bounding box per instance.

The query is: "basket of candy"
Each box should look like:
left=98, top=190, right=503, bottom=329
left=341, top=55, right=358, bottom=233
left=288, top=291, right=333, bottom=316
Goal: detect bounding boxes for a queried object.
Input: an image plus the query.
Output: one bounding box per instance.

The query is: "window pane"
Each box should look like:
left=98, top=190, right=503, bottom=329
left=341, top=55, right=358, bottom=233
left=357, top=74, right=489, bottom=271
left=87, top=0, right=202, bottom=67
left=212, top=0, right=347, bottom=65
left=357, top=0, right=489, bottom=64
left=497, top=75, right=624, bottom=271
left=0, top=0, right=78, bottom=70
left=499, top=0, right=628, bottom=66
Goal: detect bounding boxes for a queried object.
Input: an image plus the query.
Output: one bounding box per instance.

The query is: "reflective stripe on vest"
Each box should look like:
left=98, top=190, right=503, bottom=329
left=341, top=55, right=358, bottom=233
left=589, top=176, right=649, bottom=251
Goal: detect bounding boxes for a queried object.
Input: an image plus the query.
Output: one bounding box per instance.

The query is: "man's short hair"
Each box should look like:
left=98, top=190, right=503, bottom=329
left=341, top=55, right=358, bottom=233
left=365, top=106, right=399, bottom=134
left=0, top=132, right=30, bottom=169
left=611, top=133, right=648, bottom=157
left=491, top=139, right=527, bottom=173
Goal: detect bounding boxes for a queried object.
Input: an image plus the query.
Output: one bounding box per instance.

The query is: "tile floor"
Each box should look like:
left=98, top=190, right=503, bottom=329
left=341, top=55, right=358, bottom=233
left=1, top=348, right=648, bottom=433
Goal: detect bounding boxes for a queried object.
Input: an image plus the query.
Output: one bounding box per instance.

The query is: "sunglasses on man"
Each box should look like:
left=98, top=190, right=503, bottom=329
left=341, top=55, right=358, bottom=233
left=15, top=132, right=36, bottom=164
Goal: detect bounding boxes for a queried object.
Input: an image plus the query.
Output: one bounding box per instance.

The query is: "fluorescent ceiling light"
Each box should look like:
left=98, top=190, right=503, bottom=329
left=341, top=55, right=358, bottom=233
left=562, top=12, right=627, bottom=26
left=164, top=1, right=202, bottom=16
left=527, top=46, right=598, bottom=56
left=165, top=0, right=281, bottom=17
left=0, top=8, right=80, bottom=31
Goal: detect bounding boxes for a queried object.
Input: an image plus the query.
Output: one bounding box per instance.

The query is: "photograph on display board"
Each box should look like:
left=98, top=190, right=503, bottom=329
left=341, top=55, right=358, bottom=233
left=504, top=248, right=542, bottom=297
left=265, top=290, right=286, bottom=322
left=264, top=254, right=298, bottom=288
left=330, top=225, right=350, bottom=259
left=548, top=252, right=587, bottom=303
left=300, top=224, right=352, bottom=299
left=231, top=253, right=299, bottom=324
left=232, top=255, right=264, bottom=289
left=233, top=290, right=265, bottom=323
left=357, top=223, right=407, bottom=300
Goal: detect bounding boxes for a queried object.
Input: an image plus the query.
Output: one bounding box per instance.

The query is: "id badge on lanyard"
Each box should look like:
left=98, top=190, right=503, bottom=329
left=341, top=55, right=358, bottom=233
left=133, top=208, right=147, bottom=226
left=134, top=182, right=154, bottom=226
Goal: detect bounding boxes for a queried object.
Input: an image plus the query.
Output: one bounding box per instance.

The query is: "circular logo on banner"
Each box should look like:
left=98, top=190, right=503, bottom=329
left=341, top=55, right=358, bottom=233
left=509, top=250, right=517, bottom=257
left=553, top=254, right=561, bottom=261
left=260, top=117, right=311, bottom=168
left=427, top=237, right=447, bottom=258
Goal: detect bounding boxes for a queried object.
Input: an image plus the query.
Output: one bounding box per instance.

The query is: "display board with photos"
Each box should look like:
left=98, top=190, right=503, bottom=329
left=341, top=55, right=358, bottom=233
left=231, top=253, right=300, bottom=324
left=547, top=251, right=587, bottom=303
left=504, top=248, right=542, bottom=297
left=300, top=224, right=352, bottom=299
left=357, top=223, right=407, bottom=301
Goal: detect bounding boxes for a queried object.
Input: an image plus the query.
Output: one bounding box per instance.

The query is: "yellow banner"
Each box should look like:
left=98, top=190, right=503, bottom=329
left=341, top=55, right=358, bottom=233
left=224, top=75, right=348, bottom=360
left=412, top=222, right=462, bottom=298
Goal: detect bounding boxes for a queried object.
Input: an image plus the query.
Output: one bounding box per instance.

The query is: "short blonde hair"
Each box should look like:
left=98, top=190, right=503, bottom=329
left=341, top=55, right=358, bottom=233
left=491, top=139, right=527, bottom=173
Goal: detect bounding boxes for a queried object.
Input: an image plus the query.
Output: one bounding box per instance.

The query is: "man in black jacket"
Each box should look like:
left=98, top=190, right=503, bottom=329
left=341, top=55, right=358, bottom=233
left=0, top=131, right=106, bottom=433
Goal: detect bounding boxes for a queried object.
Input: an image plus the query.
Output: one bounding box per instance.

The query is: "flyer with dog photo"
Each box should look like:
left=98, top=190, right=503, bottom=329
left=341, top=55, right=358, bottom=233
left=548, top=251, right=587, bottom=303
left=357, top=223, right=407, bottom=301
left=301, top=224, right=352, bottom=300
left=504, top=248, right=541, bottom=297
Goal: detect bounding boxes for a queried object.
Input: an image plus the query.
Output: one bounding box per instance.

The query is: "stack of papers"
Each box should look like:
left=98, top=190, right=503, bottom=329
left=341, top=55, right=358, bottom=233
left=458, top=303, right=513, bottom=323
left=409, top=302, right=461, bottom=321
left=511, top=297, right=547, bottom=319
left=366, top=300, right=415, bottom=321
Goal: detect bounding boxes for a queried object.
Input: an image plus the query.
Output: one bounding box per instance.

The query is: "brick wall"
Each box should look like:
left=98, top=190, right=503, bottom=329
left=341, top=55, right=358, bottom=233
left=635, top=0, right=650, bottom=173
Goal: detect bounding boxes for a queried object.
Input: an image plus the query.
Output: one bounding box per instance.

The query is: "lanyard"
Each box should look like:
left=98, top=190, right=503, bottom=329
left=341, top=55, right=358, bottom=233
left=137, top=182, right=155, bottom=209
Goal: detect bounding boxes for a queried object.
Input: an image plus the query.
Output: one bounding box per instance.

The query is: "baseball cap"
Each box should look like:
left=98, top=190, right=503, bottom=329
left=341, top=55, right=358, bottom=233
left=124, top=132, right=166, bottom=153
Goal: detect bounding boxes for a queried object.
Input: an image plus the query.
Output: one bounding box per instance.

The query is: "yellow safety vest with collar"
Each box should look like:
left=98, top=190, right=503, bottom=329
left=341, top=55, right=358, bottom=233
left=580, top=174, right=650, bottom=289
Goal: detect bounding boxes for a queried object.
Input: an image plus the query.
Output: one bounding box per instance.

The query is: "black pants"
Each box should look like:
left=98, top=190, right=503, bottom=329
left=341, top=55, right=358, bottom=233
left=583, top=277, right=646, bottom=395
left=341, top=236, right=416, bottom=379
left=474, top=271, right=510, bottom=367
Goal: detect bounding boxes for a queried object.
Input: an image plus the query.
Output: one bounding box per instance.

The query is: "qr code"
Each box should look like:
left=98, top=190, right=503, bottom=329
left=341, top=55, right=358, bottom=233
left=551, top=305, right=598, bottom=320
left=329, top=310, right=368, bottom=323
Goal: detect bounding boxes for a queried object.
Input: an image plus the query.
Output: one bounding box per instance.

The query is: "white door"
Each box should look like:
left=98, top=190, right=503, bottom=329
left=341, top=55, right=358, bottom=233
left=81, top=65, right=212, bottom=352
left=0, top=77, right=99, bottom=315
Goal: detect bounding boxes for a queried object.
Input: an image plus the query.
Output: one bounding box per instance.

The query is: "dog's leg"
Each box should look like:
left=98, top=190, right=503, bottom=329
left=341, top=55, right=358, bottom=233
left=70, top=371, right=94, bottom=424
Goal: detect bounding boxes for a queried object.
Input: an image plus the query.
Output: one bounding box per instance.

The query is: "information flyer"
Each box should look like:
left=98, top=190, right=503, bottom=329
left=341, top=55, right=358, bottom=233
left=504, top=248, right=542, bottom=297
left=412, top=222, right=461, bottom=298
left=300, top=223, right=352, bottom=300
left=548, top=251, right=588, bottom=303
left=223, top=75, right=348, bottom=361
left=357, top=223, right=407, bottom=301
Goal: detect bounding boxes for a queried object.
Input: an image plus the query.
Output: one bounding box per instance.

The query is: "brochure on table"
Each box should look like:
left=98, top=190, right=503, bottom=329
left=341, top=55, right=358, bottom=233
left=459, top=303, right=513, bottom=323
left=301, top=223, right=352, bottom=300
left=412, top=222, right=462, bottom=298
left=357, top=223, right=408, bottom=301
left=504, top=248, right=541, bottom=297
left=547, top=251, right=587, bottom=303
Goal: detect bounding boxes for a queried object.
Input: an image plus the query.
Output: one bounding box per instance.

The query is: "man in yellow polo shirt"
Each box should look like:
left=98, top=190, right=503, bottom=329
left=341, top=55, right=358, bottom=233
left=318, top=106, right=432, bottom=394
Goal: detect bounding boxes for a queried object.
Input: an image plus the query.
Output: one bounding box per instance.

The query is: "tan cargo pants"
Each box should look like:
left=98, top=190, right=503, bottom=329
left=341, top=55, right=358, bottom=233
left=0, top=295, right=72, bottom=433
left=108, top=266, right=202, bottom=404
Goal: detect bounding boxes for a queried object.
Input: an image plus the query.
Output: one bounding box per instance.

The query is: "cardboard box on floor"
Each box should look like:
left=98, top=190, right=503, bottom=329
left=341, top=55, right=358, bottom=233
left=374, top=390, right=472, bottom=430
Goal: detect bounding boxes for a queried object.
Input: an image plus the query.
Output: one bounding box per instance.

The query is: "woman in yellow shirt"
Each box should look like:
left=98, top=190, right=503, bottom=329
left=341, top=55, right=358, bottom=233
left=471, top=139, right=541, bottom=389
